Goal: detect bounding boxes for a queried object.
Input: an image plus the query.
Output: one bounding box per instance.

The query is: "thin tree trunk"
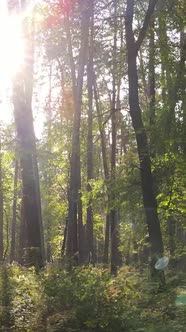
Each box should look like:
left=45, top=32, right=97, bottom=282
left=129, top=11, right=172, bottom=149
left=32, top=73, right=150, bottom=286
left=44, top=169, right=52, bottom=262
left=94, top=83, right=110, bottom=264
left=64, top=15, right=77, bottom=98
left=0, top=139, right=3, bottom=260
left=45, top=63, right=53, bottom=262
left=158, top=15, right=175, bottom=140
left=10, top=159, right=19, bottom=263
left=103, top=214, right=110, bottom=264
left=149, top=19, right=155, bottom=130
left=61, top=217, right=68, bottom=257
left=3, top=210, right=10, bottom=260
left=17, top=197, right=26, bottom=265
left=117, top=28, right=127, bottom=154
left=168, top=215, right=176, bottom=268
left=86, top=0, right=95, bottom=264
left=180, top=30, right=186, bottom=152
left=94, top=85, right=110, bottom=181
left=110, top=0, right=120, bottom=276
left=177, top=222, right=186, bottom=272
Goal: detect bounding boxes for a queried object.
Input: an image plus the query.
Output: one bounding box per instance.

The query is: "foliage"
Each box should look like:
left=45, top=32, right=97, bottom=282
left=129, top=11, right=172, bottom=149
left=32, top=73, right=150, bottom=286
left=1, top=264, right=186, bottom=331
left=0, top=264, right=47, bottom=331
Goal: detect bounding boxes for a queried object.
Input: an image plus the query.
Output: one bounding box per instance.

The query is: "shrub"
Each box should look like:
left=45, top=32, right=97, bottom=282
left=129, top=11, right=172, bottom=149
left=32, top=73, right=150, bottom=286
left=0, top=263, right=186, bottom=332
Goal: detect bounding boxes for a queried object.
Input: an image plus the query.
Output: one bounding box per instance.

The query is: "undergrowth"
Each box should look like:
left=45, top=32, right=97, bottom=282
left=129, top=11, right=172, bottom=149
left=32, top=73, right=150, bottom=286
left=0, top=263, right=186, bottom=331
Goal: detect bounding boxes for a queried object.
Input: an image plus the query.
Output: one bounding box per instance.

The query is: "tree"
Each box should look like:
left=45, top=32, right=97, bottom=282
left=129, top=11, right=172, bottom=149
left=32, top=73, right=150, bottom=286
left=1, top=0, right=184, bottom=276
left=10, top=159, right=19, bottom=263
left=0, top=137, right=3, bottom=260
left=125, top=0, right=164, bottom=276
left=110, top=0, right=120, bottom=275
left=11, top=1, right=45, bottom=267
left=86, top=0, right=95, bottom=264
left=66, top=0, right=91, bottom=263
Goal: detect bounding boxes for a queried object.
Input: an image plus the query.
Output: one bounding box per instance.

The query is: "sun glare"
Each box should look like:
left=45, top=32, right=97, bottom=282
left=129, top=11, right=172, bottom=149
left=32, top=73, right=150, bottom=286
left=0, top=14, right=24, bottom=78
left=0, top=1, right=44, bottom=137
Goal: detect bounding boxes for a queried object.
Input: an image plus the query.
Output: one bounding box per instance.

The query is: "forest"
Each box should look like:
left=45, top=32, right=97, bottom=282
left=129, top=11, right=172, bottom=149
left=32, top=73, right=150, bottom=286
left=0, top=0, right=185, bottom=331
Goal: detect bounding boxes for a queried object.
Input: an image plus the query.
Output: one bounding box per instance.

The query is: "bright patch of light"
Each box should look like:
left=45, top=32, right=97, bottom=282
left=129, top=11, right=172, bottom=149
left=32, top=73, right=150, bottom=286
left=0, top=0, right=44, bottom=137
left=0, top=1, right=24, bottom=125
left=0, top=15, right=24, bottom=78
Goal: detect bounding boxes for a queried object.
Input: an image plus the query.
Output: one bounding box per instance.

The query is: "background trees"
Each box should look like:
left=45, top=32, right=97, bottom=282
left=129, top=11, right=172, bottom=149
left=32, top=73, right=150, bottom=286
left=0, top=0, right=184, bottom=277
left=0, top=0, right=185, bottom=330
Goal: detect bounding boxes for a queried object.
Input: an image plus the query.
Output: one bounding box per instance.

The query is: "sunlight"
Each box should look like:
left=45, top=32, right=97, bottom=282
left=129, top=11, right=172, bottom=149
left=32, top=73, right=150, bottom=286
left=0, top=2, right=24, bottom=124
left=0, top=1, right=43, bottom=137
left=0, top=14, right=24, bottom=78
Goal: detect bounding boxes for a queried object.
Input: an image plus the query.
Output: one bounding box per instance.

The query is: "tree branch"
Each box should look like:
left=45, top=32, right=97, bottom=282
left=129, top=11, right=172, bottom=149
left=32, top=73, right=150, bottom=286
left=135, top=0, right=158, bottom=52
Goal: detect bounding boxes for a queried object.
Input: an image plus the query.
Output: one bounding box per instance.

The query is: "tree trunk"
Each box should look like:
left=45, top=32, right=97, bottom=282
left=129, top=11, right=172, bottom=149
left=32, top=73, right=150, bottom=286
left=61, top=217, right=68, bottom=257
left=110, top=0, right=120, bottom=276
left=18, top=197, right=26, bottom=265
left=10, top=159, right=19, bottom=263
left=125, top=0, right=164, bottom=275
left=177, top=222, right=186, bottom=272
left=12, top=4, right=45, bottom=268
left=66, top=0, right=91, bottom=261
left=168, top=215, right=176, bottom=268
left=180, top=30, right=186, bottom=152
left=0, top=139, right=3, bottom=261
left=45, top=63, right=53, bottom=262
left=94, top=83, right=110, bottom=264
left=148, top=18, right=156, bottom=156
left=158, top=15, right=176, bottom=143
left=86, top=0, right=95, bottom=264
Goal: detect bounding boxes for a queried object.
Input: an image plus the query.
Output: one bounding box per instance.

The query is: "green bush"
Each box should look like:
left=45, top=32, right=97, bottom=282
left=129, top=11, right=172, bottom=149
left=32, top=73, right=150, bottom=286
left=0, top=263, right=186, bottom=332
left=0, top=264, right=14, bottom=330
left=0, top=264, right=46, bottom=332
left=11, top=265, right=47, bottom=331
left=43, top=266, right=147, bottom=332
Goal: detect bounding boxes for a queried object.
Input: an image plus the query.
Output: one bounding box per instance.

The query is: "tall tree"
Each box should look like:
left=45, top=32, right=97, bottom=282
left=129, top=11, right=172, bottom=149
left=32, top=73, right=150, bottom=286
left=94, top=82, right=110, bottom=264
left=125, top=0, right=164, bottom=275
left=86, top=0, right=95, bottom=263
left=66, top=0, right=91, bottom=262
left=110, top=0, right=120, bottom=275
left=11, top=0, right=45, bottom=267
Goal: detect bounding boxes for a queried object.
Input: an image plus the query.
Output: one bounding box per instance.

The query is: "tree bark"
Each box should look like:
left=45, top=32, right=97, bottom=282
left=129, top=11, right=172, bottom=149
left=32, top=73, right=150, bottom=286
left=125, top=0, right=164, bottom=273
